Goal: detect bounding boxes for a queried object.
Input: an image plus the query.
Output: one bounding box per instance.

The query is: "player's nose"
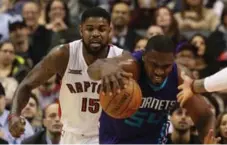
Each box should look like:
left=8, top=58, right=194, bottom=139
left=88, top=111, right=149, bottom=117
left=154, top=68, right=164, bottom=76
left=92, top=29, right=101, bottom=37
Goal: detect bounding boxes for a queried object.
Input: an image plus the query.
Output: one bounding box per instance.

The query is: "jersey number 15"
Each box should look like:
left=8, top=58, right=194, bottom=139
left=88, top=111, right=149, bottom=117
left=81, top=98, right=100, bottom=113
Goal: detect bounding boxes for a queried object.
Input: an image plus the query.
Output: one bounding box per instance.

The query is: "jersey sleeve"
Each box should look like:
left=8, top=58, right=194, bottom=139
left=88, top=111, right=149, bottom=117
left=204, top=67, right=227, bottom=92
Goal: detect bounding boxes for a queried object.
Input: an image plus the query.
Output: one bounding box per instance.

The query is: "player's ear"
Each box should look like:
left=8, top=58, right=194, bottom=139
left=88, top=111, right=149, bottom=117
left=79, top=24, right=83, bottom=37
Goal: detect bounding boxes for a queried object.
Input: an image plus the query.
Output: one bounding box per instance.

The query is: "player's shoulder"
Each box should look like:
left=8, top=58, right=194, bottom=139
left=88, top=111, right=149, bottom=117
left=108, top=44, right=124, bottom=55
left=109, top=44, right=123, bottom=51
left=51, top=44, right=69, bottom=57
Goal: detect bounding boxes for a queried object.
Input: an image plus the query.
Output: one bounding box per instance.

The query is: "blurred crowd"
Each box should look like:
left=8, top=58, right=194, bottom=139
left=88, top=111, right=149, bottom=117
left=1, top=0, right=227, bottom=144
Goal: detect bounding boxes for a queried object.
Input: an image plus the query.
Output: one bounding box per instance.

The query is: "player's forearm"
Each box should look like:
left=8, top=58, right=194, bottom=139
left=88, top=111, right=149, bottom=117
left=192, top=79, right=206, bottom=93
left=87, top=51, right=133, bottom=80
left=196, top=109, right=215, bottom=142
left=184, top=94, right=215, bottom=142
left=193, top=67, right=227, bottom=93
left=11, top=83, right=32, bottom=115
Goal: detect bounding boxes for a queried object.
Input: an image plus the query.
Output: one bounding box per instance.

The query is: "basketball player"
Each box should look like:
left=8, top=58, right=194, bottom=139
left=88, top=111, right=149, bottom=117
left=8, top=7, right=123, bottom=144
left=88, top=35, right=215, bottom=143
left=177, top=67, right=227, bottom=107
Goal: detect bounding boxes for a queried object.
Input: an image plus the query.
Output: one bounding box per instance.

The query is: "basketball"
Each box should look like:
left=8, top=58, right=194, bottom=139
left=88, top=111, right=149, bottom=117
left=100, top=79, right=142, bottom=119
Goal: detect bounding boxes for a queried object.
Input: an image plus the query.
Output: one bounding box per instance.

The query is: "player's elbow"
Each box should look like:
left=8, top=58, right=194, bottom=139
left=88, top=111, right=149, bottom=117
left=17, top=81, right=33, bottom=93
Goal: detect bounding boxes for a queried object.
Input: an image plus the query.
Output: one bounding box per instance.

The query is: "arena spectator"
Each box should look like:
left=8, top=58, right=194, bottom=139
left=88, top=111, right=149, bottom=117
left=22, top=103, right=62, bottom=144
left=189, top=33, right=219, bottom=78
left=153, top=6, right=184, bottom=47
left=207, top=7, right=227, bottom=60
left=111, top=2, right=139, bottom=52
left=0, top=0, right=22, bottom=43
left=130, top=0, right=157, bottom=30
left=21, top=94, right=43, bottom=133
left=0, top=82, right=9, bottom=144
left=134, top=38, right=148, bottom=52
left=146, top=25, right=164, bottom=38
left=216, top=112, right=227, bottom=144
left=22, top=1, right=52, bottom=66
left=167, top=106, right=201, bottom=144
left=45, top=0, right=80, bottom=49
left=174, top=0, right=219, bottom=32
left=0, top=82, right=34, bottom=144
left=0, top=77, right=18, bottom=109
left=8, top=21, right=33, bottom=67
left=0, top=40, right=30, bottom=83
left=175, top=42, right=197, bottom=77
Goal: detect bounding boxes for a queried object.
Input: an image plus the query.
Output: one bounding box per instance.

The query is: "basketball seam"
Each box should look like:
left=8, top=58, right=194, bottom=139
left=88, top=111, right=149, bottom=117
left=104, top=92, right=118, bottom=111
left=117, top=79, right=135, bottom=118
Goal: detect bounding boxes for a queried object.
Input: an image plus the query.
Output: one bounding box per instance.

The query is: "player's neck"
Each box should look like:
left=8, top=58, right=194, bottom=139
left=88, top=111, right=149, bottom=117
left=83, top=46, right=109, bottom=66
left=171, top=129, right=190, bottom=144
left=46, top=131, right=61, bottom=144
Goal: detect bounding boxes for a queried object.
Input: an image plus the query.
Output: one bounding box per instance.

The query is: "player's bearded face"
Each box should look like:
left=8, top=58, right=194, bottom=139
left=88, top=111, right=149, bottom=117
left=80, top=17, right=110, bottom=55
left=143, top=50, right=174, bottom=86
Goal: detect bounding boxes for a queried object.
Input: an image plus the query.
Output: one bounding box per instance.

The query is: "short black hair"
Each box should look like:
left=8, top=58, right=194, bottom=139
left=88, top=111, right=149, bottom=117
left=0, top=83, right=5, bottom=96
left=169, top=103, right=180, bottom=115
left=8, top=21, right=26, bottom=32
left=145, top=35, right=175, bottom=53
left=81, top=7, right=111, bottom=24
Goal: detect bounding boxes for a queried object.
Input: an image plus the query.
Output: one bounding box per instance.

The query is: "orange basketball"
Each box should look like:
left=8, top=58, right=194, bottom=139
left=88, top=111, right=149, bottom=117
left=100, top=79, right=142, bottom=119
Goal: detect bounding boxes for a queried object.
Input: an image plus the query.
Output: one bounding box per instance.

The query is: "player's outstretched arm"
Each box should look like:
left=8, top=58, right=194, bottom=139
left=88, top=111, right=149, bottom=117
left=87, top=51, right=139, bottom=95
left=197, top=67, right=227, bottom=93
left=11, top=44, right=69, bottom=115
left=177, top=66, right=215, bottom=142
left=9, top=44, right=69, bottom=138
left=177, top=67, right=227, bottom=106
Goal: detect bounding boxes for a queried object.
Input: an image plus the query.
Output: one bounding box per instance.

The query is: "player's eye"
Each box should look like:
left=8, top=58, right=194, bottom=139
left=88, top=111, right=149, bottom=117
left=100, top=28, right=106, bottom=32
left=87, top=27, right=94, bottom=32
left=99, top=27, right=107, bottom=32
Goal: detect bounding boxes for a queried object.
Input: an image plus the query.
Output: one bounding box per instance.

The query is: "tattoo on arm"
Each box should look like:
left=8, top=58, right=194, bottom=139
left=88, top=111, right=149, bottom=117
left=11, top=45, right=69, bottom=115
left=193, top=79, right=206, bottom=94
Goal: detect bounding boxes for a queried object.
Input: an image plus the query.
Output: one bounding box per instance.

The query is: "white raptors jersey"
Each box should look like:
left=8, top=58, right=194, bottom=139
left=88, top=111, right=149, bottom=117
left=59, top=40, right=123, bottom=136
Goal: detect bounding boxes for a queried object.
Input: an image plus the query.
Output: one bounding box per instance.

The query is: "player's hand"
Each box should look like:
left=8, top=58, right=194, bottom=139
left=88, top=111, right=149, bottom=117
left=204, top=129, right=221, bottom=144
left=177, top=71, right=194, bottom=107
left=8, top=115, right=26, bottom=138
left=100, top=61, right=133, bottom=96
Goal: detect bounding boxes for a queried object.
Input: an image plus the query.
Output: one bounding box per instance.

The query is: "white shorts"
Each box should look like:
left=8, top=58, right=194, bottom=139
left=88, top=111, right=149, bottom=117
left=60, top=130, right=99, bottom=144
